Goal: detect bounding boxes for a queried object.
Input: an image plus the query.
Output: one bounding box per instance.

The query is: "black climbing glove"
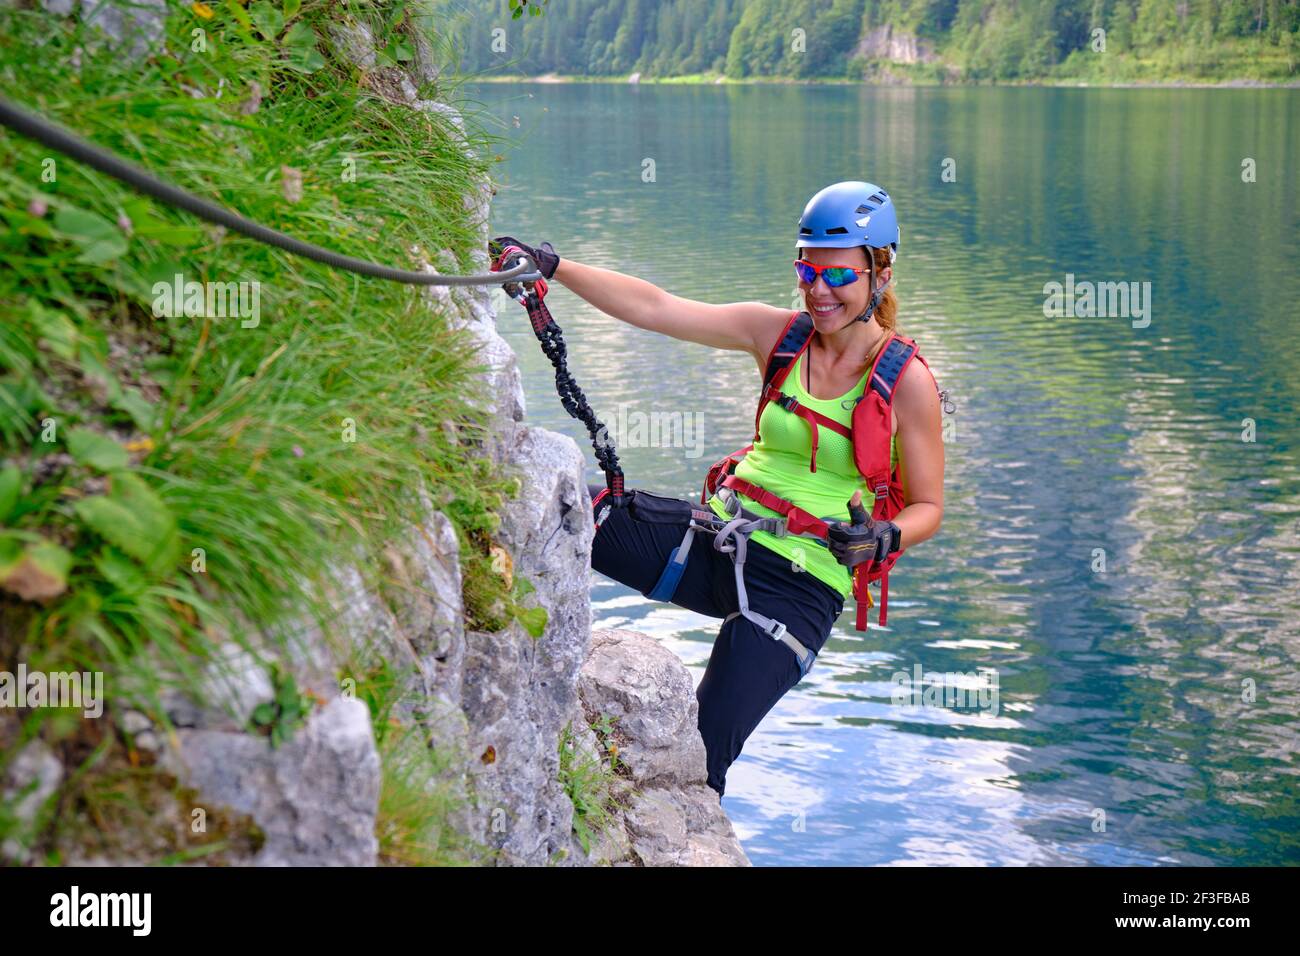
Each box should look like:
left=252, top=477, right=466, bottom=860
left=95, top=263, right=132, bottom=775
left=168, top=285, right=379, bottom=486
left=826, top=493, right=901, bottom=569
left=489, top=235, right=560, bottom=280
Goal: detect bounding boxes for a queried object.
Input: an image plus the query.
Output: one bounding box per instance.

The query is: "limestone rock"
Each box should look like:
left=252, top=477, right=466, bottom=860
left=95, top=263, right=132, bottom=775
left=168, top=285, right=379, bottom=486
left=575, top=628, right=750, bottom=867
left=854, top=24, right=938, bottom=65
left=168, top=697, right=381, bottom=866
left=41, top=0, right=167, bottom=58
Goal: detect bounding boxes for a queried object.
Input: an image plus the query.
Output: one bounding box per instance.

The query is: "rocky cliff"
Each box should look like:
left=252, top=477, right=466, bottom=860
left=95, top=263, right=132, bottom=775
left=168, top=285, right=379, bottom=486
left=2, top=1, right=748, bottom=868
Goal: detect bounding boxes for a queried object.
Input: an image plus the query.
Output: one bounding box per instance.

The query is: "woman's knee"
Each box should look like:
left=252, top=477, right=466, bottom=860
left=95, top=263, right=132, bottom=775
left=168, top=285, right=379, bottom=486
left=696, top=622, right=802, bottom=733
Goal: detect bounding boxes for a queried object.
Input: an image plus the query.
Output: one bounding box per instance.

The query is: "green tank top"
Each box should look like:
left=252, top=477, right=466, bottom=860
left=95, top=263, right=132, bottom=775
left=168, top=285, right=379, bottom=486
left=707, top=349, right=899, bottom=600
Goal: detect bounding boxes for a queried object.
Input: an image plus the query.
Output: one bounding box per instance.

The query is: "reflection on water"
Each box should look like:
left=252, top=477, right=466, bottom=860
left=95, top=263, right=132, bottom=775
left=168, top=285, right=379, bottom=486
left=467, top=80, right=1300, bottom=866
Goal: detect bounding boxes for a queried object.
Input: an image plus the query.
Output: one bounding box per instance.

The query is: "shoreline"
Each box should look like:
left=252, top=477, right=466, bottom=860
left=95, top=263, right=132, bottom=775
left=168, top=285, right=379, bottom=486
left=470, top=72, right=1300, bottom=90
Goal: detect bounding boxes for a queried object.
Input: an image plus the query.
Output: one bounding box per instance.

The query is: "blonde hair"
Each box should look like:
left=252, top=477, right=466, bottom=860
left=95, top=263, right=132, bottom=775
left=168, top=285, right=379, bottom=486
left=864, top=244, right=898, bottom=367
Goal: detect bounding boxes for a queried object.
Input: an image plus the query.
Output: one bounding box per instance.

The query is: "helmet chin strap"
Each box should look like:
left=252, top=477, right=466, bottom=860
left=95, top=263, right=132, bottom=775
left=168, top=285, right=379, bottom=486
left=853, top=254, right=890, bottom=324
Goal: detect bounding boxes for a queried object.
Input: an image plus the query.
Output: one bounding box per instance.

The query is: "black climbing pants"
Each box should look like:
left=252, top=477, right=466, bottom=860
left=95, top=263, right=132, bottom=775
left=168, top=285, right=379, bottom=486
left=588, top=484, right=845, bottom=799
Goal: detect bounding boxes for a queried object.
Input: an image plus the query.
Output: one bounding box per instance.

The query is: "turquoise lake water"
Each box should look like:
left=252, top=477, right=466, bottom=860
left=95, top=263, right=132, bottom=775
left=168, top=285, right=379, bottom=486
left=470, top=82, right=1299, bottom=866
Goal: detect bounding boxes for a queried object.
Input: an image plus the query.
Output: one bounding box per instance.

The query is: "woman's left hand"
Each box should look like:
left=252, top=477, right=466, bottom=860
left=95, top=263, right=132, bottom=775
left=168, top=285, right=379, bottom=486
left=826, top=491, right=901, bottom=568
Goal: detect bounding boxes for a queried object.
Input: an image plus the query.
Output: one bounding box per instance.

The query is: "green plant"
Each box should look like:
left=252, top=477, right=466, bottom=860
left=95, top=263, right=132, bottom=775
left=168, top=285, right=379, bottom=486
left=343, top=656, right=405, bottom=746
left=248, top=665, right=315, bottom=748
left=375, top=724, right=489, bottom=866
left=557, top=715, right=625, bottom=857
left=589, top=710, right=625, bottom=774
left=509, top=576, right=548, bottom=638
left=508, top=0, right=550, bottom=20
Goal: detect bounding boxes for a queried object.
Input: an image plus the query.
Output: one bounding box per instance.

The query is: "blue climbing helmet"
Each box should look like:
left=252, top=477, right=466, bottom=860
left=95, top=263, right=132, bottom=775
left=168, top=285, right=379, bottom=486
left=796, top=181, right=899, bottom=323
left=796, top=180, right=900, bottom=255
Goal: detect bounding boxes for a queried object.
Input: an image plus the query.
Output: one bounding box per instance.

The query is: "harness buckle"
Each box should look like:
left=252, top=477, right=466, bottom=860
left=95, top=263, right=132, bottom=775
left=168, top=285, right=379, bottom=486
left=774, top=393, right=800, bottom=413
left=718, top=487, right=740, bottom=518
left=764, top=619, right=788, bottom=641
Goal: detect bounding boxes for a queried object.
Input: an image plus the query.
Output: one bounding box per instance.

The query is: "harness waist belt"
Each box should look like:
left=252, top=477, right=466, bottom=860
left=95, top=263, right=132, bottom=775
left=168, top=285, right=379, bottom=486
left=719, top=475, right=831, bottom=539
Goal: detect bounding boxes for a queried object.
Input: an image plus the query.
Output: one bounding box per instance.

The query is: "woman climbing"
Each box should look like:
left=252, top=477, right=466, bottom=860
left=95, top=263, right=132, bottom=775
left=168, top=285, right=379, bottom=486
left=491, top=181, right=946, bottom=800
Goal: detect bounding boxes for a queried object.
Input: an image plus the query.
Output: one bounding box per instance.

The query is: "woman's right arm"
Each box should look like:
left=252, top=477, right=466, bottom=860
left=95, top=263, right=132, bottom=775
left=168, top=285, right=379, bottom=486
left=554, top=258, right=790, bottom=369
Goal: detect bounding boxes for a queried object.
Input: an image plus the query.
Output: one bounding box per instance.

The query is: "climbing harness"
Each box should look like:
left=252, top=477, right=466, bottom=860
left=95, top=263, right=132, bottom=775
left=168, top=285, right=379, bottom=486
left=0, top=96, right=541, bottom=287
left=588, top=485, right=822, bottom=679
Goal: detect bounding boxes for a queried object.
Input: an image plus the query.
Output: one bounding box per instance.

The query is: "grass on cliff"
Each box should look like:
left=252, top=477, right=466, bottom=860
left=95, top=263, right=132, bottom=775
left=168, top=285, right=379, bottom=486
left=0, top=0, right=519, bottom=861
left=558, top=710, right=638, bottom=863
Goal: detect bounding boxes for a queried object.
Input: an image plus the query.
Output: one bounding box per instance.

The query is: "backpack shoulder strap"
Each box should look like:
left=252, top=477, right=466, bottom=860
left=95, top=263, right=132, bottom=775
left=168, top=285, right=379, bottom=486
left=868, top=334, right=920, bottom=406
left=763, top=310, right=814, bottom=389
left=753, top=310, right=814, bottom=438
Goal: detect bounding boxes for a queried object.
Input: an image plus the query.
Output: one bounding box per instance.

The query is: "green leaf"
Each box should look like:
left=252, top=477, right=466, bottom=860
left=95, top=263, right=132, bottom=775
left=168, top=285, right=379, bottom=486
left=0, top=380, right=57, bottom=424
left=516, top=605, right=548, bottom=639
left=66, top=428, right=129, bottom=472
left=93, top=547, right=148, bottom=597
left=126, top=203, right=203, bottom=245
left=251, top=702, right=275, bottom=725
left=251, top=2, right=285, bottom=39
left=111, top=387, right=156, bottom=432
left=276, top=672, right=300, bottom=709
left=76, top=237, right=129, bottom=265
left=284, top=23, right=326, bottom=75
left=53, top=207, right=129, bottom=264
left=53, top=207, right=117, bottom=243
left=73, top=473, right=179, bottom=573
left=283, top=19, right=315, bottom=47
left=295, top=49, right=326, bottom=73
left=75, top=497, right=138, bottom=552
left=283, top=0, right=301, bottom=19
left=0, top=467, right=20, bottom=523
left=143, top=259, right=190, bottom=291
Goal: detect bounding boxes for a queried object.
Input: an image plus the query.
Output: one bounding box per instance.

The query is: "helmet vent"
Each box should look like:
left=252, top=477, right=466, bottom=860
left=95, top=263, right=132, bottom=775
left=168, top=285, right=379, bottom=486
left=826, top=226, right=849, bottom=235
left=855, top=203, right=874, bottom=213
left=870, top=190, right=888, bottom=204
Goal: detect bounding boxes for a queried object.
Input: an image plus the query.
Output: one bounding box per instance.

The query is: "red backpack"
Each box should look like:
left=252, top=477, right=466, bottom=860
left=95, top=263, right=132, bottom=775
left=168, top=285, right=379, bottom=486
left=701, top=309, right=937, bottom=630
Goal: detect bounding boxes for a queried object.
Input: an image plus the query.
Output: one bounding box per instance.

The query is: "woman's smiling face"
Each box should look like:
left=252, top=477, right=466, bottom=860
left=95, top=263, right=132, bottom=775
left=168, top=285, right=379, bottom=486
left=797, top=245, right=890, bottom=329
